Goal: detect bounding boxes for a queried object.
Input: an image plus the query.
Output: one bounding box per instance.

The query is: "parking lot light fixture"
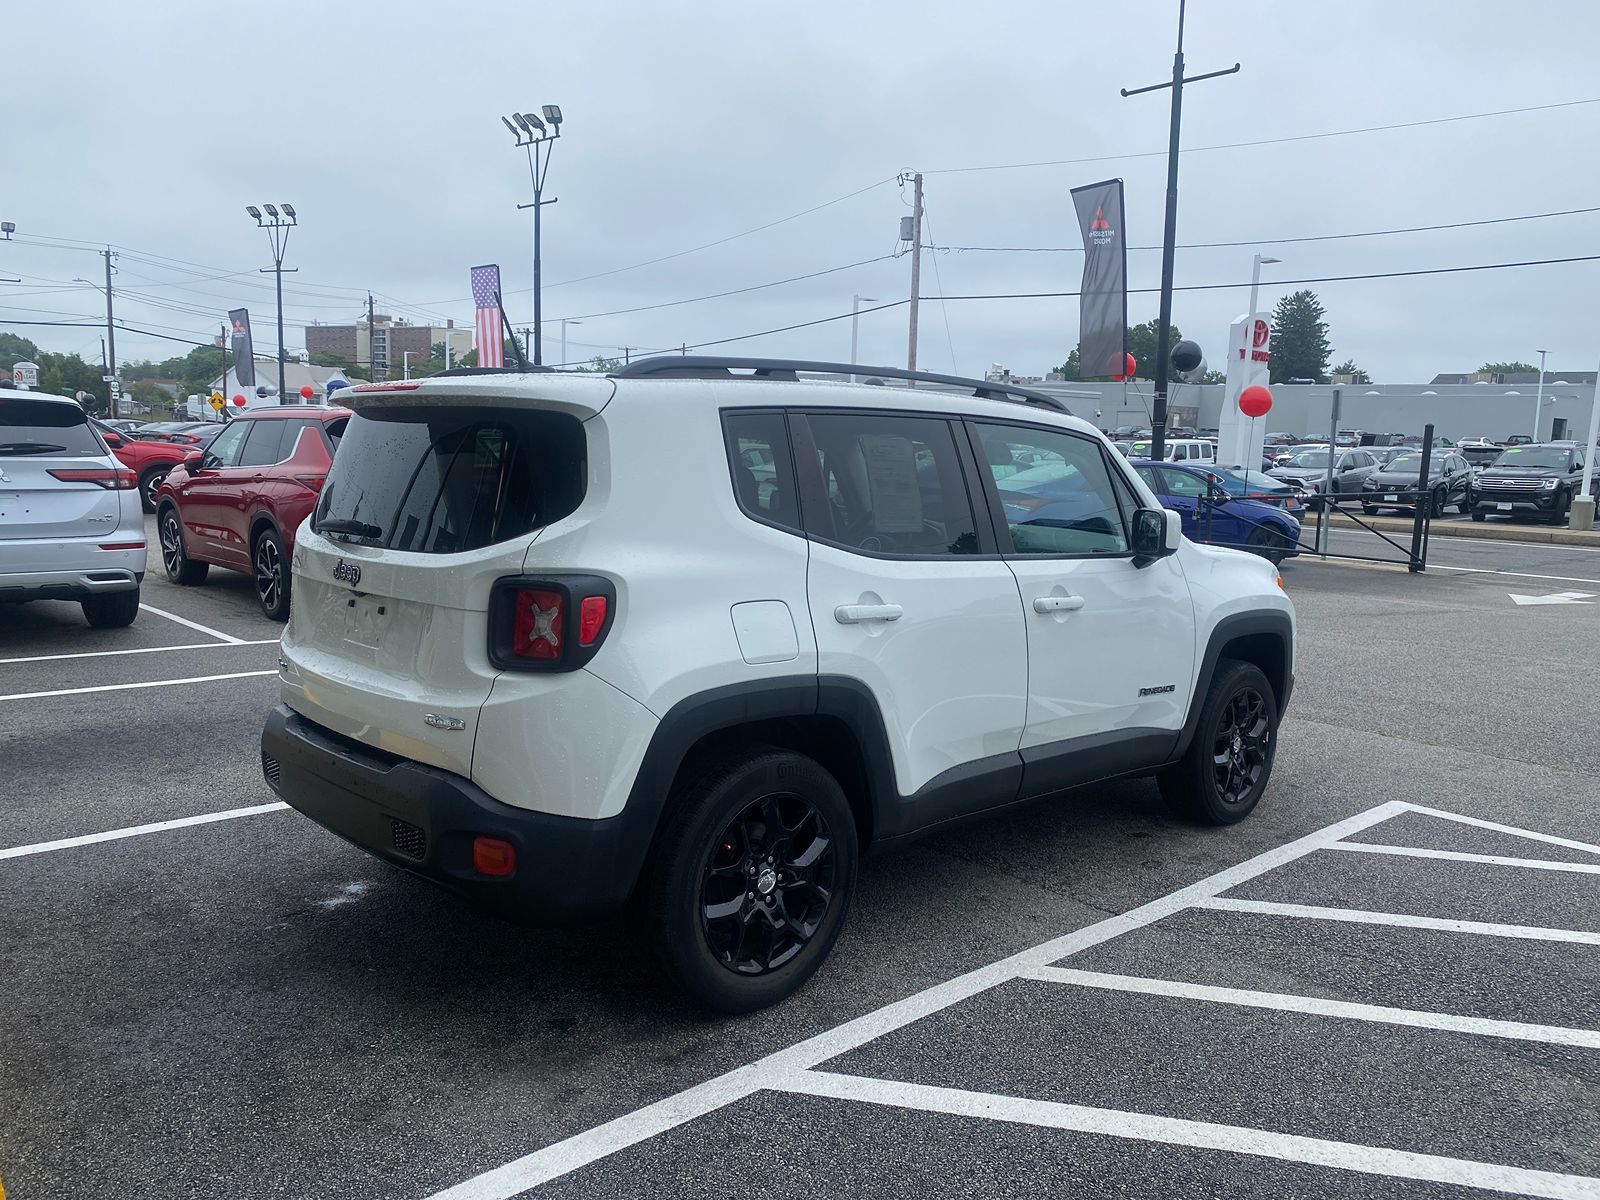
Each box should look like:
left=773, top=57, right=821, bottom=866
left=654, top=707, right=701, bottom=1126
left=249, top=204, right=298, bottom=405
left=542, top=105, right=563, bottom=127
left=521, top=111, right=547, bottom=134
left=501, top=104, right=565, bottom=367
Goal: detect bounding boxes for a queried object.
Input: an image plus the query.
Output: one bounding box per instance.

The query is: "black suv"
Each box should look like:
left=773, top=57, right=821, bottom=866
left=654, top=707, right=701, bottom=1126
left=1470, top=444, right=1592, bottom=524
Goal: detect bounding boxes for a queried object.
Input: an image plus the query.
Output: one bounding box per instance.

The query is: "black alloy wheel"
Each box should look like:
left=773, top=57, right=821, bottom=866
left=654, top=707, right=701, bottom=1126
left=254, top=528, right=290, bottom=620
left=139, top=467, right=168, bottom=513
left=159, top=507, right=207, bottom=585
left=701, top=792, right=836, bottom=977
left=1245, top=525, right=1287, bottom=565
left=1212, top=686, right=1272, bottom=808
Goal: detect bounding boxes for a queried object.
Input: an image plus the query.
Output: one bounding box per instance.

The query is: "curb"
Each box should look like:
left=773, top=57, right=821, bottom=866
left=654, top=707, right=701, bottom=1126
left=1325, top=511, right=1600, bottom=548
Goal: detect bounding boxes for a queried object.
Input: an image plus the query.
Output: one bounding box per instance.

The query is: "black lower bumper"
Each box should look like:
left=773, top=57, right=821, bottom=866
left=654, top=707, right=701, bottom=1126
left=261, top=704, right=648, bottom=921
left=1472, top=492, right=1560, bottom=514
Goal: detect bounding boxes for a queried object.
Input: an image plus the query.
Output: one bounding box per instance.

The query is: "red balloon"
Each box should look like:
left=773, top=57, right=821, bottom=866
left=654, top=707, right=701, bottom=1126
left=1110, top=352, right=1137, bottom=382
left=299, top=384, right=315, bottom=399
left=1238, top=384, right=1273, bottom=418
left=231, top=393, right=247, bottom=407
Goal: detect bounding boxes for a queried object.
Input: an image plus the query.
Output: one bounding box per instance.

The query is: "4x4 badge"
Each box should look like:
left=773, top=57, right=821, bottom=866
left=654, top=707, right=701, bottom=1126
left=332, top=558, right=362, bottom=587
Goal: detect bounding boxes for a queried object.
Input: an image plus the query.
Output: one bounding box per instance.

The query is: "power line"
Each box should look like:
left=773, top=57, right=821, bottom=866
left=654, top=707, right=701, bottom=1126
left=942, top=205, right=1600, bottom=254
left=924, top=95, right=1600, bottom=176
left=553, top=254, right=897, bottom=322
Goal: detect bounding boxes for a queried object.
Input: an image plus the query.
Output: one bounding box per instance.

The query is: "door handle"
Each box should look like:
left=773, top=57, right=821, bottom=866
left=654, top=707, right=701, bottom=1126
left=834, top=603, right=903, bottom=624
left=1033, top=594, right=1086, bottom=614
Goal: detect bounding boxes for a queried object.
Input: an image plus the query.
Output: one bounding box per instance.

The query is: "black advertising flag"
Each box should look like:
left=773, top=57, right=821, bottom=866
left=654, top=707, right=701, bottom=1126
left=229, top=309, right=256, bottom=388
left=1070, top=178, right=1128, bottom=379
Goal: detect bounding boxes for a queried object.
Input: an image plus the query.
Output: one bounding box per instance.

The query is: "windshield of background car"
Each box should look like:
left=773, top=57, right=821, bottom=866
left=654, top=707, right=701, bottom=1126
left=1231, top=471, right=1287, bottom=491
left=0, top=396, right=102, bottom=456
left=313, top=406, right=586, bottom=553
left=1490, top=447, right=1570, bottom=470
left=1286, top=449, right=1336, bottom=468
left=1382, top=455, right=1437, bottom=474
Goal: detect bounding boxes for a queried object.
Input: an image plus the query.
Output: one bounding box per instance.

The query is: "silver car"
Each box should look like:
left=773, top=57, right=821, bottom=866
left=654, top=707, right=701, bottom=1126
left=1, top=388, right=147, bottom=627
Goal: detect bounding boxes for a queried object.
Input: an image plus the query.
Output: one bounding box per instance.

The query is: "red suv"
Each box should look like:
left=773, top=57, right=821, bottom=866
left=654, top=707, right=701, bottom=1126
left=155, top=407, right=349, bottom=619
left=93, top=419, right=202, bottom=512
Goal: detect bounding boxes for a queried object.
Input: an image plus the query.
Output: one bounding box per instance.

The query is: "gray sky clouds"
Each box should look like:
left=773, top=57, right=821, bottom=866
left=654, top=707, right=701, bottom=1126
left=7, top=0, right=1600, bottom=382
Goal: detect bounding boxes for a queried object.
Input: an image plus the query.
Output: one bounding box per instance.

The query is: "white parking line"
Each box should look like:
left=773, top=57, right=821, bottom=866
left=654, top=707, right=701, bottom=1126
left=1430, top=564, right=1600, bottom=587
left=1024, top=966, right=1600, bottom=1049
left=1328, top=842, right=1600, bottom=875
left=138, top=603, right=245, bottom=644
left=1404, top=804, right=1600, bottom=856
left=1199, top=897, right=1600, bottom=945
left=422, top=801, right=1413, bottom=1200
left=0, top=639, right=279, bottom=666
left=0, top=670, right=277, bottom=703
left=781, top=1072, right=1600, bottom=1200
left=0, top=802, right=289, bottom=861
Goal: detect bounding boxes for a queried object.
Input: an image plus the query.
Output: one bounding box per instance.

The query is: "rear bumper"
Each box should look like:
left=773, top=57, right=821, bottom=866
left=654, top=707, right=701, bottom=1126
left=0, top=555, right=145, bottom=602
left=261, top=705, right=650, bottom=921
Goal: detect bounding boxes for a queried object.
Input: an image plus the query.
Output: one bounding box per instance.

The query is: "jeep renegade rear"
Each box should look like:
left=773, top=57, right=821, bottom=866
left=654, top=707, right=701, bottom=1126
left=262, top=359, right=1294, bottom=1012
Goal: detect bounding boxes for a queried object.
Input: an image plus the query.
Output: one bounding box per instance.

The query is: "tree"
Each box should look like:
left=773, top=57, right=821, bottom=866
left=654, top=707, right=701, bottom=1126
left=0, top=333, right=40, bottom=374
left=1479, top=360, right=1537, bottom=377
left=129, top=380, right=172, bottom=415
left=1269, top=290, right=1332, bottom=384
left=576, top=355, right=621, bottom=373
left=1056, top=318, right=1179, bottom=380
left=1331, top=359, right=1370, bottom=384
left=310, top=350, right=369, bottom=381
left=1200, top=369, right=1227, bottom=385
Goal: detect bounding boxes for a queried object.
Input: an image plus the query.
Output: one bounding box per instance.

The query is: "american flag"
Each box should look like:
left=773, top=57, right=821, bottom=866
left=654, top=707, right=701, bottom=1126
left=471, top=264, right=504, bottom=369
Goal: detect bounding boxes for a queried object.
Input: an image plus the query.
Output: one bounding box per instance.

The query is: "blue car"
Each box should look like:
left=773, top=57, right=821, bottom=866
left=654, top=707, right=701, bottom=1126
left=1131, top=460, right=1301, bottom=564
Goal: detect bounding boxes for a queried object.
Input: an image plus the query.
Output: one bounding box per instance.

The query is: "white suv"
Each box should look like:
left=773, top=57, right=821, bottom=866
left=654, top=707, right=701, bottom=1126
left=261, top=358, right=1294, bottom=1012
left=1, top=387, right=147, bottom=627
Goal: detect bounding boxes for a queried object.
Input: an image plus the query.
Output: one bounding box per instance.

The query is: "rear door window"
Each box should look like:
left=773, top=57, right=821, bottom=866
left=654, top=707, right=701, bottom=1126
left=237, top=420, right=287, bottom=467
left=0, top=397, right=101, bottom=456
left=722, top=410, right=800, bottom=533
left=314, top=407, right=585, bottom=553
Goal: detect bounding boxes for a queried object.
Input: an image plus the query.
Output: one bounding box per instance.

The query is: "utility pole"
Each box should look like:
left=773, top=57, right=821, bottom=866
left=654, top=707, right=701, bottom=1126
left=102, top=248, right=118, bottom=417
left=368, top=293, right=376, bottom=379
left=904, top=172, right=923, bottom=378
left=1121, top=0, right=1239, bottom=460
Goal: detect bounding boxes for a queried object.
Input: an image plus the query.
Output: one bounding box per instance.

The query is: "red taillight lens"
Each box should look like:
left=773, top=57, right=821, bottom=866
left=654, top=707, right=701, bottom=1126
left=48, top=467, right=136, bottom=490
left=512, top=588, right=564, bottom=660
left=472, top=836, right=517, bottom=877
left=293, top=473, right=326, bottom=493
left=578, top=595, right=607, bottom=646
left=98, top=541, right=145, bottom=550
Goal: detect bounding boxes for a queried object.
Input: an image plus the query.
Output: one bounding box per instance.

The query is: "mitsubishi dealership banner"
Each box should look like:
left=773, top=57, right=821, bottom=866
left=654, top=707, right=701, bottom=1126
left=229, top=309, right=256, bottom=388
left=1070, top=178, right=1128, bottom=379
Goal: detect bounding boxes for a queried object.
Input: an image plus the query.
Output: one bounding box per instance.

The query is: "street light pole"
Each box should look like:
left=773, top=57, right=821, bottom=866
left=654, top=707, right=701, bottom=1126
left=560, top=318, right=581, bottom=367
left=850, top=295, right=877, bottom=378
left=403, top=351, right=412, bottom=381
left=503, top=106, right=564, bottom=367
left=1247, top=253, right=1280, bottom=328
left=1121, top=0, right=1240, bottom=461
left=1532, top=348, right=1549, bottom=441
left=248, top=204, right=298, bottom=403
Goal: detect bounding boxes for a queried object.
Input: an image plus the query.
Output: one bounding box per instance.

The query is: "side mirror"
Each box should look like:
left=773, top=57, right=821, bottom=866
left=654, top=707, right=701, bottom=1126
left=102, top=431, right=123, bottom=448
left=184, top=450, right=204, bottom=469
left=1132, top=507, right=1180, bottom=566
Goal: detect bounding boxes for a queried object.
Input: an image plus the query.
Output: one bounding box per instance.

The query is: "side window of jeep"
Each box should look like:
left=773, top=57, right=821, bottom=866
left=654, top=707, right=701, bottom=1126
left=721, top=410, right=801, bottom=534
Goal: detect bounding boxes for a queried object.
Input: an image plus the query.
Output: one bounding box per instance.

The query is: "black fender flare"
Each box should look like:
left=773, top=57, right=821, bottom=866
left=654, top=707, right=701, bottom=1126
left=1172, top=610, right=1295, bottom=760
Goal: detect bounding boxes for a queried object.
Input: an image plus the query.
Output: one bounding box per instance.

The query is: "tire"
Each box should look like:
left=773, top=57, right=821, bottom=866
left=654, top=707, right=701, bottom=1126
left=645, top=747, right=858, bottom=1013
left=138, top=467, right=169, bottom=514
left=1245, top=525, right=1287, bottom=565
left=81, top=587, right=140, bottom=629
left=1549, top=489, right=1571, bottom=526
left=158, top=506, right=208, bottom=585
left=1361, top=504, right=1376, bottom=515
left=1430, top=487, right=1446, bottom=518
left=253, top=527, right=291, bottom=621
left=1470, top=508, right=1486, bottom=522
left=1158, top=660, right=1278, bottom=826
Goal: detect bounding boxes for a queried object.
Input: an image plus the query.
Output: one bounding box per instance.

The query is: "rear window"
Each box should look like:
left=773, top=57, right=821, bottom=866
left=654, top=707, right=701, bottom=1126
left=0, top=396, right=102, bottom=456
left=313, top=406, right=585, bottom=553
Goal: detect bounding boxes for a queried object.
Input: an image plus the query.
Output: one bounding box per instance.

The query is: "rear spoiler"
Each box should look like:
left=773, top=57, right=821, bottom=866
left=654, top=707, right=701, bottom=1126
left=340, top=374, right=617, bottom=420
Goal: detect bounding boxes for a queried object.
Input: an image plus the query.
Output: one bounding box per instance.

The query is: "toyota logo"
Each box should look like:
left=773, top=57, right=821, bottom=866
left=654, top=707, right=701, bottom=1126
left=332, top=558, right=362, bottom=588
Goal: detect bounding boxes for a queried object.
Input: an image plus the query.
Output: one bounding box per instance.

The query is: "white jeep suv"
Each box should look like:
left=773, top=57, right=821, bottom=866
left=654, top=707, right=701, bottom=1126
left=261, top=358, right=1294, bottom=1012
left=1, top=387, right=147, bottom=627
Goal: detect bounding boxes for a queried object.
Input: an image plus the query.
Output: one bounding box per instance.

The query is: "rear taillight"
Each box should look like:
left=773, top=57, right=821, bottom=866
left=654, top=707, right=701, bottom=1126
left=472, top=836, right=517, bottom=877
left=49, top=467, right=136, bottom=490
left=293, top=473, right=326, bottom=493
left=489, top=576, right=616, bottom=672
left=512, top=588, right=565, bottom=660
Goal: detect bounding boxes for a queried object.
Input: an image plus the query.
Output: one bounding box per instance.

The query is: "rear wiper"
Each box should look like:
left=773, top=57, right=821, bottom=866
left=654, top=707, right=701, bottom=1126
left=317, top=517, right=383, bottom=539
left=0, top=442, right=69, bottom=454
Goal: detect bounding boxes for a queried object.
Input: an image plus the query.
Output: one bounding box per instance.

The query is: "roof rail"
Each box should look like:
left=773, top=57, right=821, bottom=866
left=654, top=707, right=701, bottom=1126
left=610, top=356, right=1072, bottom=414
left=429, top=365, right=556, bottom=379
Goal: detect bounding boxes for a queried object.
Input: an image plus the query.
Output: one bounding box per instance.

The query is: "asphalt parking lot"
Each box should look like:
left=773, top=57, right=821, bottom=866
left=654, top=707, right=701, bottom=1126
left=2, top=516, right=1598, bottom=1199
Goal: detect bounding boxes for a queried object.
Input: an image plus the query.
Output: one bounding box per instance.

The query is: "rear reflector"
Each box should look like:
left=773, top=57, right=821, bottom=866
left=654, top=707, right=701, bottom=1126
left=472, top=836, right=517, bottom=877
left=98, top=541, right=145, bottom=551
left=48, top=467, right=136, bottom=490
left=578, top=595, right=607, bottom=645
left=512, top=587, right=564, bottom=660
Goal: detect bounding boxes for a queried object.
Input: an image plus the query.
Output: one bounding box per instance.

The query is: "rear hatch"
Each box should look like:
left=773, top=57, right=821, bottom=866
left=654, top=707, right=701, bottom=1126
left=0, top=394, right=131, bottom=546
left=280, top=377, right=610, bottom=777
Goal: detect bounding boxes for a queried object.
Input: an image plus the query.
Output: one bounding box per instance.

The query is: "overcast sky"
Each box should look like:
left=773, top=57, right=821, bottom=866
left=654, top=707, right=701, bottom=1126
left=6, top=0, right=1599, bottom=384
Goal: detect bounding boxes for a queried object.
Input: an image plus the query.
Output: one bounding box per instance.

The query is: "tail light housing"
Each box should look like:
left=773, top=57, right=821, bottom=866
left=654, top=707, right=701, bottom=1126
left=49, top=467, right=137, bottom=490
left=293, top=473, right=326, bottom=493
left=488, top=575, right=616, bottom=672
